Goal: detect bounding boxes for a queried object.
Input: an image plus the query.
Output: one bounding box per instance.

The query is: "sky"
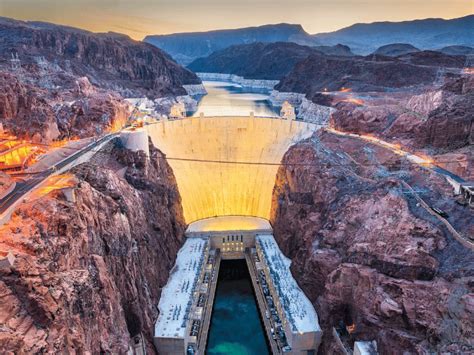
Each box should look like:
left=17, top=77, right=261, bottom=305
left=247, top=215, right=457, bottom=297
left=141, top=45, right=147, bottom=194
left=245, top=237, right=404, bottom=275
left=0, top=0, right=472, bottom=39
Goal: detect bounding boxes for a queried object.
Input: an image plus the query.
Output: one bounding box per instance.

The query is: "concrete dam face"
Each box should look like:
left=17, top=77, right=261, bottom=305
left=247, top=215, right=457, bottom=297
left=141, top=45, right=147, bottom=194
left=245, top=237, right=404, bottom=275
left=146, top=117, right=317, bottom=223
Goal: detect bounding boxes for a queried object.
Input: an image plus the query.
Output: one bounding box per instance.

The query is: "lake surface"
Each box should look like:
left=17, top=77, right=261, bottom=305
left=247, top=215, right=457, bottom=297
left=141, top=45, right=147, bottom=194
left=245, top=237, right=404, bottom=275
left=191, top=81, right=280, bottom=117
left=206, top=259, right=269, bottom=355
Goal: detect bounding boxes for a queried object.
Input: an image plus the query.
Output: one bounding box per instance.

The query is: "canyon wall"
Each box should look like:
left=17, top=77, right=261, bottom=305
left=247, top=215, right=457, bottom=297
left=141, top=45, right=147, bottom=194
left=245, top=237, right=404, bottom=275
left=330, top=75, right=474, bottom=179
left=0, top=141, right=186, bottom=353
left=270, top=131, right=474, bottom=354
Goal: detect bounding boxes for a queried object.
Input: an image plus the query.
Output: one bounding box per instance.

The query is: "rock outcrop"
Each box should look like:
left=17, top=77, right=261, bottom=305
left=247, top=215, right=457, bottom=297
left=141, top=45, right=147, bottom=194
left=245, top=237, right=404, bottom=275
left=0, top=72, right=59, bottom=142
left=275, top=51, right=464, bottom=96
left=329, top=75, right=474, bottom=177
left=0, top=72, right=131, bottom=142
left=0, top=17, right=200, bottom=98
left=0, top=141, right=186, bottom=353
left=270, top=131, right=474, bottom=353
left=373, top=43, right=420, bottom=57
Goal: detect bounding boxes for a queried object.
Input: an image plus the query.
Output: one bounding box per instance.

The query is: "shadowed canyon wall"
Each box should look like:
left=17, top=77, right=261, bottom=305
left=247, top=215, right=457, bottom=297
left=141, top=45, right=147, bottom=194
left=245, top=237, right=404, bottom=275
left=270, top=131, right=474, bottom=354
left=0, top=141, right=186, bottom=353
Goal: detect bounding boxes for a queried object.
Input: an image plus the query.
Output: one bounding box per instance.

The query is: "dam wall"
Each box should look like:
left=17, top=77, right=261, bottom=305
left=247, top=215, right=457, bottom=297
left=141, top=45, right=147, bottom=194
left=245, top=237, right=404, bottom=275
left=146, top=116, right=317, bottom=223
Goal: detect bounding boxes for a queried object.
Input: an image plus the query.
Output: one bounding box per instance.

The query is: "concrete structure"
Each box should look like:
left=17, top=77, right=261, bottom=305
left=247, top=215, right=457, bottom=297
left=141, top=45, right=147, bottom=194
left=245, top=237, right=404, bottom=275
left=256, top=235, right=322, bottom=354
left=187, top=216, right=272, bottom=260
left=354, top=341, right=378, bottom=355
left=154, top=238, right=209, bottom=354
left=280, top=101, right=296, bottom=120
left=157, top=216, right=322, bottom=354
left=120, top=128, right=150, bottom=157
left=170, top=102, right=186, bottom=119
left=146, top=116, right=317, bottom=223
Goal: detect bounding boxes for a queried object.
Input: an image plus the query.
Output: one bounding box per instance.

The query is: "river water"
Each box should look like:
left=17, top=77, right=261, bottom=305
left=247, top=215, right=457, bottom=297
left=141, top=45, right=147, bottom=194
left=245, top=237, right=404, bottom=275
left=206, top=259, right=269, bottom=355
left=191, top=81, right=280, bottom=117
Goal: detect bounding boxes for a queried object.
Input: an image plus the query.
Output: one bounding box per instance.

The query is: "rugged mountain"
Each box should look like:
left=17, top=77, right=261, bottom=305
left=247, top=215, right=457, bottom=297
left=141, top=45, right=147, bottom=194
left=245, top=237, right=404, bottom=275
left=439, top=45, right=474, bottom=56
left=331, top=76, right=473, bottom=145
left=276, top=50, right=466, bottom=97
left=0, top=72, right=130, bottom=142
left=188, top=42, right=355, bottom=80
left=313, top=44, right=354, bottom=57
left=0, top=16, right=201, bottom=142
left=276, top=53, right=436, bottom=96
left=145, top=23, right=313, bottom=65
left=313, top=15, right=474, bottom=54
left=270, top=131, right=474, bottom=354
left=0, top=140, right=186, bottom=353
left=0, top=17, right=200, bottom=98
left=188, top=42, right=322, bottom=80
left=373, top=43, right=420, bottom=56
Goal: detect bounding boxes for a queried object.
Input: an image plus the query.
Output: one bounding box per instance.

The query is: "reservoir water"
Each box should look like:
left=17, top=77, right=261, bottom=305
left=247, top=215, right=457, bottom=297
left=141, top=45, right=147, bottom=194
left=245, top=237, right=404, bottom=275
left=206, top=259, right=269, bottom=355
left=191, top=81, right=280, bottom=117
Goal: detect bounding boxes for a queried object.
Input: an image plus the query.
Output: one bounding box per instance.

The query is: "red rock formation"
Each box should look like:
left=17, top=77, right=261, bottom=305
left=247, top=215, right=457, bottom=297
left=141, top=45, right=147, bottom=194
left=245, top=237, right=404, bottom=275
left=0, top=141, right=186, bottom=353
left=0, top=17, right=200, bottom=98
left=0, top=71, right=132, bottom=142
left=329, top=75, right=473, bottom=178
left=0, top=72, right=59, bottom=142
left=56, top=92, right=130, bottom=138
left=270, top=132, right=474, bottom=353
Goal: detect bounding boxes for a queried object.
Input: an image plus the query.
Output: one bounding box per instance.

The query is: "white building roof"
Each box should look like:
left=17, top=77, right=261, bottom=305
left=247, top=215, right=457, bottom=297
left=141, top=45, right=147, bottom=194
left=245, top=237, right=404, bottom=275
left=154, top=238, right=208, bottom=339
left=256, top=234, right=321, bottom=334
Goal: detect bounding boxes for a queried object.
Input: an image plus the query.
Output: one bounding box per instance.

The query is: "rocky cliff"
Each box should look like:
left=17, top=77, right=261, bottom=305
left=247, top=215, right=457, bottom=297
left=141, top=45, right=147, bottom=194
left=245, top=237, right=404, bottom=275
left=275, top=51, right=465, bottom=96
left=0, top=17, right=200, bottom=98
left=330, top=75, right=474, bottom=177
left=0, top=16, right=202, bottom=142
left=270, top=131, right=474, bottom=353
left=0, top=140, right=186, bottom=353
left=0, top=72, right=131, bottom=141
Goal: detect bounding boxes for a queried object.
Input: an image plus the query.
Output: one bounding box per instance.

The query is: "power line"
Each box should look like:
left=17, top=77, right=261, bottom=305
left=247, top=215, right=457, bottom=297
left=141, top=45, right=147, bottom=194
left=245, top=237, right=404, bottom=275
left=162, top=156, right=474, bottom=167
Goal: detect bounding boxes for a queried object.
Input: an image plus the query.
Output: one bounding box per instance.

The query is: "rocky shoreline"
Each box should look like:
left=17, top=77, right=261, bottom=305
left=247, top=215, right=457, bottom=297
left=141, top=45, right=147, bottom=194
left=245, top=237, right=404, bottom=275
left=196, top=72, right=279, bottom=90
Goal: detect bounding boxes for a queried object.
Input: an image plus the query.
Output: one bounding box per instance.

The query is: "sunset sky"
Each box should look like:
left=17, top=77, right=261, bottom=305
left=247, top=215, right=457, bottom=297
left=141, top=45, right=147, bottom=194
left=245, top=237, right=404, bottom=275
left=1, top=0, right=472, bottom=39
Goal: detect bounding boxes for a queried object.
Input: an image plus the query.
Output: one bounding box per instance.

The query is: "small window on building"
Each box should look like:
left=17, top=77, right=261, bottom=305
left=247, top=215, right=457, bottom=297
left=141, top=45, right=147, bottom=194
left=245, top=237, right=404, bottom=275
left=232, top=235, right=234, bottom=241
left=241, top=235, right=243, bottom=242
left=222, top=237, right=225, bottom=243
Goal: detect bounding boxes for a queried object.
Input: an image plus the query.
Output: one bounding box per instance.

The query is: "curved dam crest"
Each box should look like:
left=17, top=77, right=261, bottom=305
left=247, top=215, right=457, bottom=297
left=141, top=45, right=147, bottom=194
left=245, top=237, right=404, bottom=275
left=143, top=116, right=317, bottom=223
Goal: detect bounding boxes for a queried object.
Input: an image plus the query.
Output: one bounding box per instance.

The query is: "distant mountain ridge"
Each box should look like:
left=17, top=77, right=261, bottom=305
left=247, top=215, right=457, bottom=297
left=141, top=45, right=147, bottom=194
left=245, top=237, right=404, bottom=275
left=373, top=43, right=420, bottom=57
left=145, top=15, right=474, bottom=61
left=313, top=15, right=474, bottom=54
left=144, top=23, right=313, bottom=65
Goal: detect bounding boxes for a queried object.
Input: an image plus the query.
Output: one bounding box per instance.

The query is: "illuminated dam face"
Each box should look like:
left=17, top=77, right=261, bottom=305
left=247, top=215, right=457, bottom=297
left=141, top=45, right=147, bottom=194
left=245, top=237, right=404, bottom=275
left=146, top=116, right=317, bottom=223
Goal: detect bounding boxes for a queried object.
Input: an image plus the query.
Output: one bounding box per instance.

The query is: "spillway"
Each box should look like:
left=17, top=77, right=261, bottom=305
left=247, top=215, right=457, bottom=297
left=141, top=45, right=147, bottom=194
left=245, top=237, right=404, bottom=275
left=146, top=116, right=317, bottom=223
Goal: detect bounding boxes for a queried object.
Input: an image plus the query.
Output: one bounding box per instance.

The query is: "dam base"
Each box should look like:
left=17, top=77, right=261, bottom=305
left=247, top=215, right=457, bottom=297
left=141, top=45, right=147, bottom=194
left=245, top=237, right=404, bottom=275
left=154, top=216, right=322, bottom=355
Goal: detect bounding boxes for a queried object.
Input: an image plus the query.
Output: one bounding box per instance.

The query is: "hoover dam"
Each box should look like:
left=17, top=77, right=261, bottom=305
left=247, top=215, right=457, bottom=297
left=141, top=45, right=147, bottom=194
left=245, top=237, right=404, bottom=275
left=121, top=95, right=323, bottom=354
left=127, top=115, right=317, bottom=223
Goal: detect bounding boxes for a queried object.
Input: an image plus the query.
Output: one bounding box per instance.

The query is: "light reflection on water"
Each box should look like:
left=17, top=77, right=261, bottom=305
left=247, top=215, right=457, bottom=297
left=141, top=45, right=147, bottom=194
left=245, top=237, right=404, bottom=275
left=190, top=81, right=280, bottom=117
